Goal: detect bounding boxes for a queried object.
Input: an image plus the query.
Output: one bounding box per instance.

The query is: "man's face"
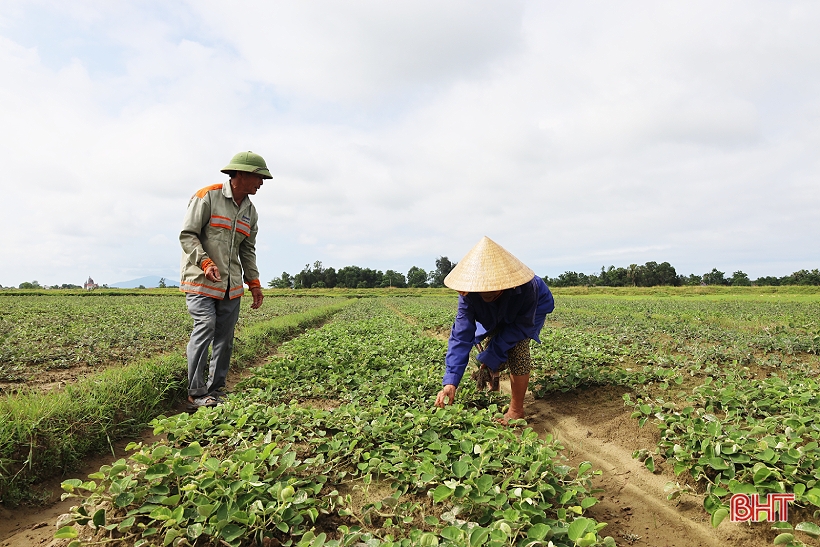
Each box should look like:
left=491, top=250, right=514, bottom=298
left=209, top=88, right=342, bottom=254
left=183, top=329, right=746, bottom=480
left=234, top=171, right=264, bottom=195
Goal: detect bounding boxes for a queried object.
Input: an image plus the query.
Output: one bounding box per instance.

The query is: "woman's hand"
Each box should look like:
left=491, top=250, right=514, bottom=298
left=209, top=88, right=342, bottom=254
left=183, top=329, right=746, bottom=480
left=435, top=385, right=457, bottom=408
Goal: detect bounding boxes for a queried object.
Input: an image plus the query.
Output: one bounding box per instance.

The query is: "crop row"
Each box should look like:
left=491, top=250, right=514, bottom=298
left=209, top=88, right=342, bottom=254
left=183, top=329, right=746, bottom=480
left=60, top=299, right=611, bottom=547
left=0, top=295, right=340, bottom=382
left=0, top=299, right=352, bottom=506
left=395, top=294, right=820, bottom=543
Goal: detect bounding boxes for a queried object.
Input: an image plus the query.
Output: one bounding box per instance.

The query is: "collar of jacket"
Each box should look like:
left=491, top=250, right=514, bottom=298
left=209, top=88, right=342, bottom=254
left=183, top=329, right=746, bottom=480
left=222, top=180, right=251, bottom=210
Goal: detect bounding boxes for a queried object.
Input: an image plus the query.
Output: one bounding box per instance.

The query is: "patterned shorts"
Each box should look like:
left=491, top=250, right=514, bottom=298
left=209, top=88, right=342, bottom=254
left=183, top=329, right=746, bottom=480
left=470, top=333, right=533, bottom=376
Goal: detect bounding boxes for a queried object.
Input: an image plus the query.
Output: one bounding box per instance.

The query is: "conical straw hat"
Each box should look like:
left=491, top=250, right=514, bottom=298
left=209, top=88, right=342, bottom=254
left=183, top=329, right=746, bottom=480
left=444, top=236, right=535, bottom=292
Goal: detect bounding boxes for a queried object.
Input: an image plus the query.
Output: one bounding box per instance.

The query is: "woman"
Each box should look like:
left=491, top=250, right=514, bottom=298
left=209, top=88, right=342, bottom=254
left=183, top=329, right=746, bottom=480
left=434, top=236, right=554, bottom=423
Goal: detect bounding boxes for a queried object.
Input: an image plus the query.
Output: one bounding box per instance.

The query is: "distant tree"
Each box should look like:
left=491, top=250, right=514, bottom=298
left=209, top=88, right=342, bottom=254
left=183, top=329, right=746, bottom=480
left=559, top=271, right=591, bottom=287
left=429, top=256, right=457, bottom=288
left=407, top=267, right=429, bottom=288
left=381, top=270, right=407, bottom=288
left=158, top=277, right=167, bottom=288
left=59, top=283, right=81, bottom=289
left=729, top=271, right=751, bottom=286
left=702, top=268, right=728, bottom=286
left=596, top=266, right=629, bottom=287
left=753, top=276, right=780, bottom=286
left=138, top=284, right=146, bottom=289
left=336, top=265, right=362, bottom=288
left=294, top=263, right=317, bottom=288
left=323, top=267, right=337, bottom=288
left=268, top=272, right=294, bottom=288
left=18, top=280, right=41, bottom=289
left=684, top=274, right=703, bottom=286
left=782, top=269, right=820, bottom=285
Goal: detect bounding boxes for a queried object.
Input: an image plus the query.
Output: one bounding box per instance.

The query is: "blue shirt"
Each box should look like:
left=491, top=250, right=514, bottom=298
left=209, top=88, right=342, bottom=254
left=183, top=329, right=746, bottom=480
left=442, top=276, right=554, bottom=387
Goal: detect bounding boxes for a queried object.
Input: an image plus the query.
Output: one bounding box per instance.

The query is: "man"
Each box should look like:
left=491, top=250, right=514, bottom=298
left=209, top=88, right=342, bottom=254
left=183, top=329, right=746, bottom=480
left=179, top=151, right=270, bottom=408
left=434, top=236, right=554, bottom=424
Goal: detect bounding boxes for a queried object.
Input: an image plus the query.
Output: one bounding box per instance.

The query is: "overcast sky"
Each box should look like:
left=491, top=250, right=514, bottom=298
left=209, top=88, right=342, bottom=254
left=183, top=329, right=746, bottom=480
left=1, top=1, right=818, bottom=287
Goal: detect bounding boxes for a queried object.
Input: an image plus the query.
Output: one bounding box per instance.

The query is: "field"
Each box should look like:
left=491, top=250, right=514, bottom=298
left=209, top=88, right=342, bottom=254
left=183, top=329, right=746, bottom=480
left=2, top=288, right=820, bottom=546
left=0, top=293, right=342, bottom=391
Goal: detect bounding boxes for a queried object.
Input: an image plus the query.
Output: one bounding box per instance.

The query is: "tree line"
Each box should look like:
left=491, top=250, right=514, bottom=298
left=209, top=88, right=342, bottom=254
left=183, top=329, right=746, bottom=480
left=7, top=262, right=818, bottom=291
left=543, top=262, right=820, bottom=287
left=268, top=257, right=457, bottom=289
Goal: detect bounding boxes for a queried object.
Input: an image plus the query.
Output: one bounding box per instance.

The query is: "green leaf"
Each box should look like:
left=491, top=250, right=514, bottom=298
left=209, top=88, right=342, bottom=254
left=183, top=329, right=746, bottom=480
left=54, top=526, right=78, bottom=539
left=118, top=516, right=135, bottom=532
left=711, top=508, right=728, bottom=528
left=239, top=448, right=258, bottom=462
left=61, top=479, right=82, bottom=492
left=578, top=531, right=598, bottom=547
left=115, top=492, right=135, bottom=508
left=197, top=504, right=215, bottom=517
left=568, top=518, right=593, bottom=541
left=149, top=506, right=173, bottom=520
left=753, top=467, right=772, bottom=485
left=221, top=524, right=245, bottom=542
left=440, top=527, right=464, bottom=541
left=144, top=463, right=171, bottom=481
left=795, top=521, right=820, bottom=538
left=469, top=526, right=489, bottom=547
left=92, top=508, right=106, bottom=527
left=526, top=523, right=549, bottom=540
left=163, top=529, right=180, bottom=546
left=452, top=461, right=469, bottom=479
left=474, top=475, right=493, bottom=493
left=432, top=484, right=453, bottom=503
left=773, top=533, right=795, bottom=545
left=180, top=443, right=203, bottom=457
left=581, top=497, right=597, bottom=509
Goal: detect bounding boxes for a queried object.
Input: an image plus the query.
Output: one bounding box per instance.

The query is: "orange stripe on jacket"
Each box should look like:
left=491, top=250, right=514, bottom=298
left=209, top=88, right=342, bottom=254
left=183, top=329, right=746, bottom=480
left=181, top=288, right=224, bottom=299
left=210, top=215, right=232, bottom=230
left=236, top=227, right=251, bottom=237
left=246, top=279, right=261, bottom=289
left=194, top=184, right=223, bottom=199
left=181, top=280, right=223, bottom=289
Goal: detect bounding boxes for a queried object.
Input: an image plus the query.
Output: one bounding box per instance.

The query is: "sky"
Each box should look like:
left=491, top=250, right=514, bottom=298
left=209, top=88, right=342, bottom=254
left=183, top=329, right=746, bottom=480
left=1, top=1, right=819, bottom=287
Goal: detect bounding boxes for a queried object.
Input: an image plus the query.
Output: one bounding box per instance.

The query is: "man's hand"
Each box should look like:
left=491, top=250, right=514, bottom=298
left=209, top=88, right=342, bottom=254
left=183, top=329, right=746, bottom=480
left=435, top=384, right=457, bottom=408
left=250, top=287, right=264, bottom=309
left=204, top=264, right=221, bottom=282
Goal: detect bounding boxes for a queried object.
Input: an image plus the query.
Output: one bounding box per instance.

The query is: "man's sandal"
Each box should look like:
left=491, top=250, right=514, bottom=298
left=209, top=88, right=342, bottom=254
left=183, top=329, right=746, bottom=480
left=187, top=395, right=219, bottom=410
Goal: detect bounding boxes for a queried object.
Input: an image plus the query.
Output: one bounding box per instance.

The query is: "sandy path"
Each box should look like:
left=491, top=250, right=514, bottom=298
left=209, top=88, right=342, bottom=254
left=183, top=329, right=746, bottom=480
left=516, top=383, right=778, bottom=547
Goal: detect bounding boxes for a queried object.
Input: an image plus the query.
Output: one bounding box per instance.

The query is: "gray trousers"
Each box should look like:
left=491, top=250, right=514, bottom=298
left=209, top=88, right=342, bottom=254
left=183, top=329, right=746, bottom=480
left=185, top=292, right=242, bottom=398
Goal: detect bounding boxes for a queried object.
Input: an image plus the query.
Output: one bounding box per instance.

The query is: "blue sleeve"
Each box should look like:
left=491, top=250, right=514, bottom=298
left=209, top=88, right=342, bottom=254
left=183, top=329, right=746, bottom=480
left=443, top=296, right=477, bottom=387
left=477, top=284, right=537, bottom=370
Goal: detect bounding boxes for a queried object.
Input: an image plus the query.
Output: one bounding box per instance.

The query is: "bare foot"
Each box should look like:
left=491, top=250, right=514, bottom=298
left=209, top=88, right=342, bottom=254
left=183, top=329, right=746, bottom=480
left=496, top=409, right=526, bottom=426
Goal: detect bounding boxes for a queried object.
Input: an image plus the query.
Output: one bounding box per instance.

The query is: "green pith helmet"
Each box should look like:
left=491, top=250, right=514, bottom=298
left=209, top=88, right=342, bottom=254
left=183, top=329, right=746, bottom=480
left=220, top=151, right=273, bottom=179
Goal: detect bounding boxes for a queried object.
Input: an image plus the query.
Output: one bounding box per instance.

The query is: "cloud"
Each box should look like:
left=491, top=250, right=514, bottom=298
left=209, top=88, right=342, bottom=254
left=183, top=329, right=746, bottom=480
left=1, top=1, right=819, bottom=287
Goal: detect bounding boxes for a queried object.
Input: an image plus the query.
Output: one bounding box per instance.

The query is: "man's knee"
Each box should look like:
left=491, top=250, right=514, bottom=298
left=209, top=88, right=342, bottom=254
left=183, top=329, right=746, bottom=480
left=192, top=314, right=217, bottom=336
